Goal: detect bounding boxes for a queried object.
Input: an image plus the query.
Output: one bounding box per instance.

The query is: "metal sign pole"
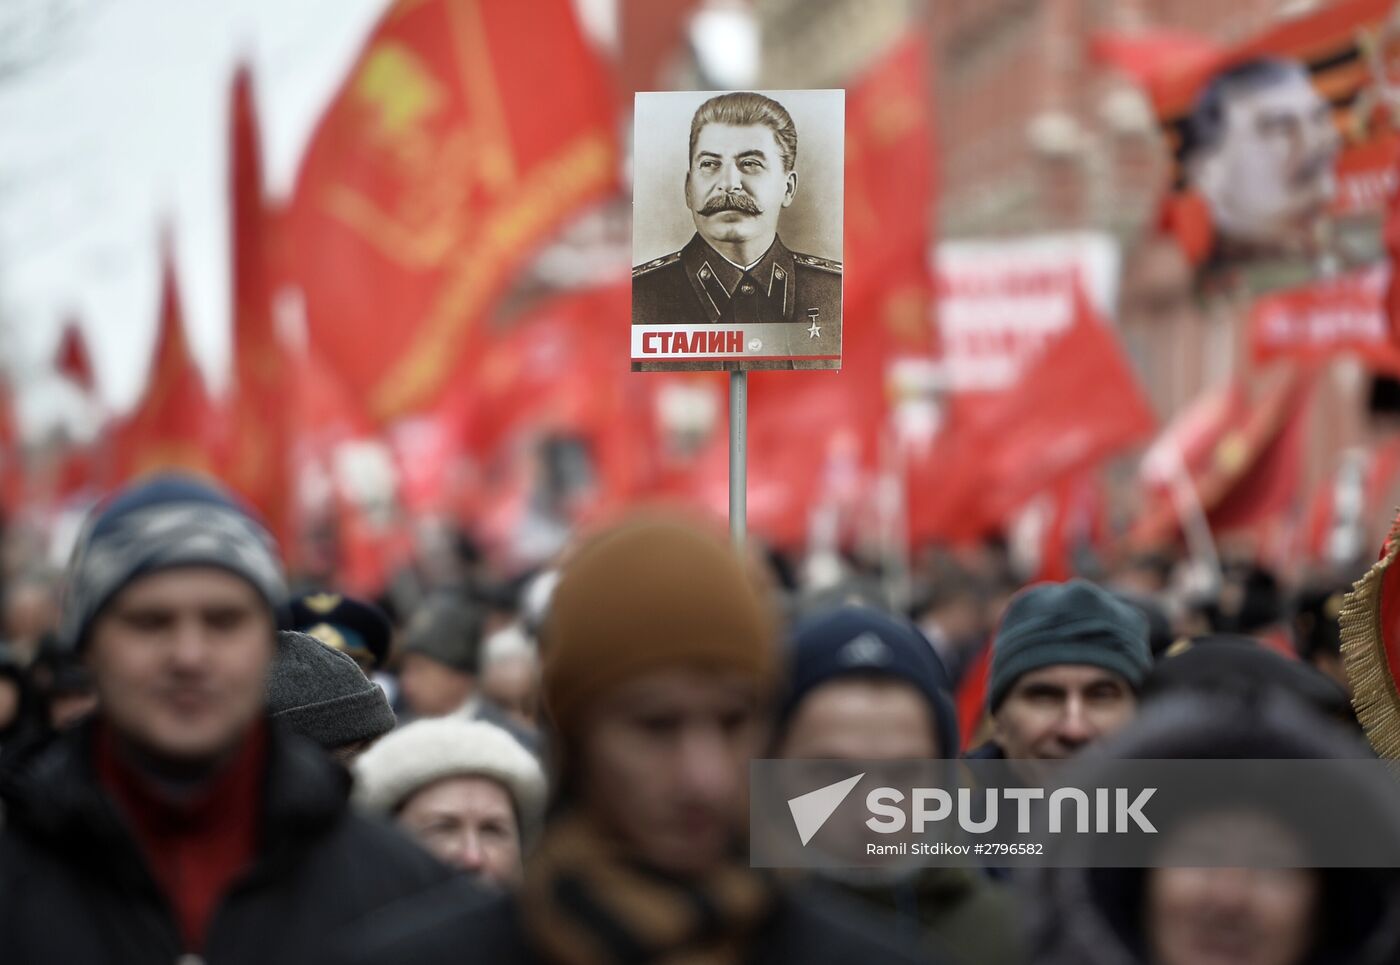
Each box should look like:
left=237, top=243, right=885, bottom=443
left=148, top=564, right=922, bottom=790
left=729, top=370, right=748, bottom=548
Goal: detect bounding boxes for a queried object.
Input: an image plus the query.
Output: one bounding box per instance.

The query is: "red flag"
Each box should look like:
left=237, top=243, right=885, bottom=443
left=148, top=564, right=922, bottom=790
left=461, top=286, right=629, bottom=457
left=334, top=492, right=414, bottom=598
left=1302, top=439, right=1400, bottom=564
left=456, top=283, right=655, bottom=521
left=962, top=280, right=1156, bottom=524
left=844, top=34, right=936, bottom=310
left=54, top=319, right=95, bottom=393
left=0, top=382, right=23, bottom=516
left=955, top=644, right=992, bottom=753
left=110, top=236, right=220, bottom=485
left=224, top=65, right=291, bottom=544
left=1207, top=378, right=1313, bottom=535
left=1021, top=472, right=1105, bottom=584
left=284, top=0, right=618, bottom=425
left=841, top=34, right=940, bottom=432
left=1132, top=369, right=1314, bottom=545
left=1089, top=28, right=1222, bottom=112
left=1252, top=266, right=1400, bottom=373
left=915, top=234, right=1119, bottom=545
left=297, top=351, right=373, bottom=446
left=1386, top=161, right=1400, bottom=346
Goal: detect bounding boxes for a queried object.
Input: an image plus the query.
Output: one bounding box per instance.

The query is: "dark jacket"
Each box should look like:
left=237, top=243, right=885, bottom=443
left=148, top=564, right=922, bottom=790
left=326, top=883, right=936, bottom=965
left=0, top=648, right=43, bottom=763
left=840, top=867, right=1023, bottom=965
left=964, top=740, right=1005, bottom=761
left=0, top=720, right=483, bottom=964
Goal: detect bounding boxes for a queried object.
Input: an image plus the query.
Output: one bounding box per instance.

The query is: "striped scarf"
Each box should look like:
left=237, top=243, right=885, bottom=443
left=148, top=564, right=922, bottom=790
left=520, top=812, right=777, bottom=965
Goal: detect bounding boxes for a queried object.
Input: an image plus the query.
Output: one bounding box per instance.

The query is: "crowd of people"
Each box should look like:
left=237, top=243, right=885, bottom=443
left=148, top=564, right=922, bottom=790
left=0, top=471, right=1391, bottom=964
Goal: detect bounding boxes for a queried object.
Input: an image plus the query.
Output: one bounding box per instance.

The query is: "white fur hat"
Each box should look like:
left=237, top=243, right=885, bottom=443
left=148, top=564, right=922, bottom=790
left=353, top=718, right=547, bottom=839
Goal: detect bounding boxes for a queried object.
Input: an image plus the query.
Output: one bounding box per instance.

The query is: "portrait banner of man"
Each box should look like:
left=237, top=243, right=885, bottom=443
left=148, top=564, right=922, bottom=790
left=1181, top=58, right=1342, bottom=267
left=631, top=89, right=844, bottom=372
left=1146, top=2, right=1400, bottom=291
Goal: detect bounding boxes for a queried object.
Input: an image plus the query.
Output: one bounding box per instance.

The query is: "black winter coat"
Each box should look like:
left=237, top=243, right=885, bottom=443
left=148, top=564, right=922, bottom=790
left=0, top=720, right=483, bottom=965
left=323, top=883, right=939, bottom=965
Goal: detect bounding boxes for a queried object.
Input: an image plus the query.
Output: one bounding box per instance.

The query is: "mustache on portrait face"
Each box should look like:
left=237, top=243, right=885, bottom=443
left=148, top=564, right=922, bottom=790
left=1290, top=149, right=1335, bottom=189
left=698, top=189, right=762, bottom=216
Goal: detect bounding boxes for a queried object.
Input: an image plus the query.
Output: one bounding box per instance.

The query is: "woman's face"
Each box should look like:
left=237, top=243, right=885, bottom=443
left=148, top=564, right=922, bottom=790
left=1147, top=812, right=1318, bottom=965
left=1148, top=865, right=1317, bottom=965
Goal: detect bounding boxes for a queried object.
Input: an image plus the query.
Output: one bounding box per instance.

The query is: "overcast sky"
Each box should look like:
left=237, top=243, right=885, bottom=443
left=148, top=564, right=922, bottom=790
left=0, top=0, right=616, bottom=439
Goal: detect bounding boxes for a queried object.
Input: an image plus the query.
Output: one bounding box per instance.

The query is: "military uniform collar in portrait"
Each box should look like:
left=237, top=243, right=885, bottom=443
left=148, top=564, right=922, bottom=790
left=632, top=232, right=841, bottom=326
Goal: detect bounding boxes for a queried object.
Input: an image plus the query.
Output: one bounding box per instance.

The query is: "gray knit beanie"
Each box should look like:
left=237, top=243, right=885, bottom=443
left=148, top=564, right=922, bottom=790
left=988, top=579, right=1151, bottom=712
left=267, top=630, right=396, bottom=750
left=59, top=474, right=286, bottom=652
left=400, top=596, right=484, bottom=673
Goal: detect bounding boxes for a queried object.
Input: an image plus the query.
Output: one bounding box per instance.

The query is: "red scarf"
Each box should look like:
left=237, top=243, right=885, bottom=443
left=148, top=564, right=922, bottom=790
left=94, top=721, right=267, bottom=953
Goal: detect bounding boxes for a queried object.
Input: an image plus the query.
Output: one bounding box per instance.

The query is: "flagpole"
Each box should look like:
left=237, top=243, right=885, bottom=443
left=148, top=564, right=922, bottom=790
left=1165, top=439, right=1222, bottom=590
left=730, top=370, right=747, bottom=547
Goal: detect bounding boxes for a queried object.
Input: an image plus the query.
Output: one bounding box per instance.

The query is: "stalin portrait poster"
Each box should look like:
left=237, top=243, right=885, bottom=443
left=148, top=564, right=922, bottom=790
left=631, top=89, right=844, bottom=372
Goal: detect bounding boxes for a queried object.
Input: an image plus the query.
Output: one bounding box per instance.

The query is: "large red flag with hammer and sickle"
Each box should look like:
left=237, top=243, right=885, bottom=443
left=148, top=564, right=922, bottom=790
left=282, top=0, right=618, bottom=425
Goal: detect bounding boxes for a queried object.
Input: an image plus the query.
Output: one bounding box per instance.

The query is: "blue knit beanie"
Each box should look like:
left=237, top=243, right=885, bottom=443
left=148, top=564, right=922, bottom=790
left=58, top=474, right=287, bottom=651
left=779, top=605, right=959, bottom=758
left=987, top=579, right=1151, bottom=712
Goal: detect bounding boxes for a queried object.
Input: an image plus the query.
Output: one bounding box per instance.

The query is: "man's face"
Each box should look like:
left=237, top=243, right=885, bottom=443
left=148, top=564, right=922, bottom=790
left=398, top=775, right=524, bottom=888
left=992, top=664, right=1136, bottom=777
left=776, top=677, right=938, bottom=862
left=86, top=567, right=273, bottom=762
left=398, top=653, right=474, bottom=718
left=1194, top=71, right=1339, bottom=247
left=577, top=668, right=767, bottom=876
left=686, top=122, right=796, bottom=253
left=777, top=677, right=938, bottom=761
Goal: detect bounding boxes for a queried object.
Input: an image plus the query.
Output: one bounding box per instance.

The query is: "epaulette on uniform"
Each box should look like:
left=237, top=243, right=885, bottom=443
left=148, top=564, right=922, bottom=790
left=795, top=253, right=842, bottom=274
left=633, top=251, right=683, bottom=277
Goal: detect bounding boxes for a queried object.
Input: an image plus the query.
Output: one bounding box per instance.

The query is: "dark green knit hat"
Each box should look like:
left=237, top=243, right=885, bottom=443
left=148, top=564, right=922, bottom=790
left=988, top=579, right=1151, bottom=712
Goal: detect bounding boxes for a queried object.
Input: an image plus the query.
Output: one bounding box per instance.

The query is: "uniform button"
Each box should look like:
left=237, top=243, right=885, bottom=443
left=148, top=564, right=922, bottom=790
left=699, top=268, right=710, bottom=279
left=740, top=283, right=755, bottom=295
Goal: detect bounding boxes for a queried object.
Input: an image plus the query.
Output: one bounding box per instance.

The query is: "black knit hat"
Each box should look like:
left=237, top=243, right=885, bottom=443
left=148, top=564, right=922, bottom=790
left=1144, top=634, right=1352, bottom=724
left=266, top=631, right=396, bottom=750
left=1293, top=583, right=1346, bottom=661
left=779, top=605, right=959, bottom=758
